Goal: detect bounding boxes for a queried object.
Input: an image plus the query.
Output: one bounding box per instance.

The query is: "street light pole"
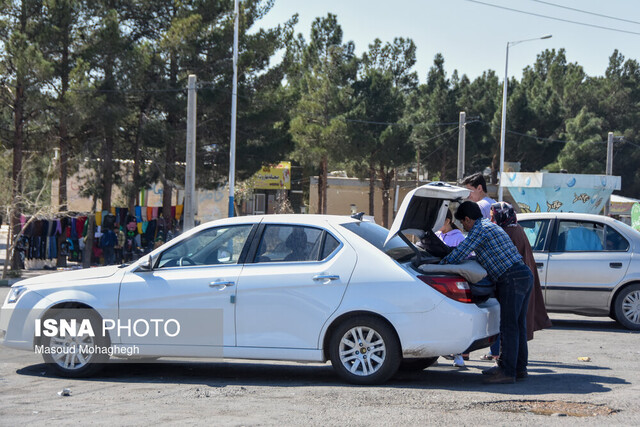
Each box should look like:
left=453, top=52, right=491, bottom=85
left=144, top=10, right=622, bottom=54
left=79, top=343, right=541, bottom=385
left=228, top=0, right=239, bottom=217
left=498, top=34, right=552, bottom=202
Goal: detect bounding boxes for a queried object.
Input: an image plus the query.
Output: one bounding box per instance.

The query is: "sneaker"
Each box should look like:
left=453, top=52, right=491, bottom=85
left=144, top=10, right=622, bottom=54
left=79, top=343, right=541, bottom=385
left=480, top=353, right=498, bottom=361
left=453, top=354, right=466, bottom=367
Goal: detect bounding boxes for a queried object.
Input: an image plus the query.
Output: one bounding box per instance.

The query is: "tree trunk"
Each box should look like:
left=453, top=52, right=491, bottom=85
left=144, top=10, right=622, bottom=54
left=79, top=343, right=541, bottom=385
left=58, top=27, right=70, bottom=212
left=102, top=130, right=114, bottom=212
left=440, top=149, right=447, bottom=182
left=316, top=172, right=323, bottom=214
left=491, top=152, right=498, bottom=184
left=101, top=59, right=116, bottom=212
left=163, top=53, right=178, bottom=232
left=129, top=97, right=151, bottom=211
left=379, top=167, right=394, bottom=228
left=57, top=38, right=70, bottom=268
left=368, top=163, right=375, bottom=217
left=82, top=214, right=95, bottom=269
left=321, top=156, right=328, bottom=215
left=10, top=80, right=25, bottom=272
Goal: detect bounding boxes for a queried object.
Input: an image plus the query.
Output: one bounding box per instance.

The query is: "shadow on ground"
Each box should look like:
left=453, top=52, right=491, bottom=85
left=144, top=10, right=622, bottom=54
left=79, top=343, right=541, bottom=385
left=548, top=316, right=638, bottom=334
left=15, top=357, right=628, bottom=396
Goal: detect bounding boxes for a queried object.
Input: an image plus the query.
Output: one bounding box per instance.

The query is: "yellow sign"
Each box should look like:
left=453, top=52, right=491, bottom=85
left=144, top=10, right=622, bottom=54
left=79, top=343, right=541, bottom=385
left=253, top=162, right=291, bottom=190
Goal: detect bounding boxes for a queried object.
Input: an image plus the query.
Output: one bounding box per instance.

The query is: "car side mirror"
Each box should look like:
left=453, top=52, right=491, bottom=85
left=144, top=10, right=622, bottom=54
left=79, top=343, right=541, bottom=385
left=137, top=254, right=156, bottom=271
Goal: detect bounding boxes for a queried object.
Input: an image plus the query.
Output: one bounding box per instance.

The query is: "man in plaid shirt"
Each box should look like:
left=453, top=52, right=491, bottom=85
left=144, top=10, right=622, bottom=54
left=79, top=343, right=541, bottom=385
left=441, top=201, right=533, bottom=384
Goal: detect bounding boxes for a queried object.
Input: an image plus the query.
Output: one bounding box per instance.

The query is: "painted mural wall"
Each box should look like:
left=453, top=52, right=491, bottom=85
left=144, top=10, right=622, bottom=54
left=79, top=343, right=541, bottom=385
left=503, top=172, right=621, bottom=214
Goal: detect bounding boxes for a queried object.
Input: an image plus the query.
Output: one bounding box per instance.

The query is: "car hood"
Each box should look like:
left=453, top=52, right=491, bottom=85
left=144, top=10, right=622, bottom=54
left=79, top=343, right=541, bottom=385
left=385, top=182, right=470, bottom=246
left=14, top=265, right=123, bottom=289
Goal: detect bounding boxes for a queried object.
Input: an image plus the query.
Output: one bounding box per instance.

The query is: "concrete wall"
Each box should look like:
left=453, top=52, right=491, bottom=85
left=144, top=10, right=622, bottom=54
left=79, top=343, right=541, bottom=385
left=309, top=177, right=425, bottom=226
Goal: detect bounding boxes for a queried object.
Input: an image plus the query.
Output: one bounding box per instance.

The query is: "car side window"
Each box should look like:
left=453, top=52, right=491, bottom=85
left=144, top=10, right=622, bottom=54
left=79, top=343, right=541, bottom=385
left=605, top=225, right=629, bottom=251
left=321, top=234, right=340, bottom=259
left=157, top=225, right=253, bottom=268
left=519, top=219, right=550, bottom=252
left=254, top=225, right=324, bottom=263
left=553, top=221, right=604, bottom=252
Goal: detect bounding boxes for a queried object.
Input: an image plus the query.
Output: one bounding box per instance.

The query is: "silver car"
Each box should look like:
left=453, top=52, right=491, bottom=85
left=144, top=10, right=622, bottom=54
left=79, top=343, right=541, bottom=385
left=518, top=212, right=640, bottom=330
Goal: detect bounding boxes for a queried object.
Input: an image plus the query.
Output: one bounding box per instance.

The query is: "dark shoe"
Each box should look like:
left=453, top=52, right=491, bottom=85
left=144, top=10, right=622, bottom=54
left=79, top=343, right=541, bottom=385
left=482, top=366, right=501, bottom=376
left=442, top=354, right=454, bottom=360
left=483, top=371, right=515, bottom=384
left=461, top=353, right=469, bottom=361
left=516, top=371, right=528, bottom=380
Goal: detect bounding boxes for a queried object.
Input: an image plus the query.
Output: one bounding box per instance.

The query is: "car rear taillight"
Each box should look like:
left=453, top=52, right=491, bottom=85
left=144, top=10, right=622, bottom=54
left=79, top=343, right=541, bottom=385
left=418, top=275, right=473, bottom=304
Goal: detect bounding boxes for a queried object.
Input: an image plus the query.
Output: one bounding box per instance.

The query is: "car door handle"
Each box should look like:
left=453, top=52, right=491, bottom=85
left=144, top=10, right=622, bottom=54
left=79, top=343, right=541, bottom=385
left=210, top=281, right=235, bottom=289
left=535, top=262, right=544, bottom=268
left=610, top=262, right=623, bottom=269
left=313, top=274, right=340, bottom=282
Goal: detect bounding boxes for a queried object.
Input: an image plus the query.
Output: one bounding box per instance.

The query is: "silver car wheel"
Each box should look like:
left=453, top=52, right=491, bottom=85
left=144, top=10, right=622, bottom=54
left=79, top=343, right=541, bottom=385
left=621, top=289, right=640, bottom=325
left=338, top=326, right=386, bottom=376
left=48, top=334, right=96, bottom=370
left=41, top=309, right=109, bottom=377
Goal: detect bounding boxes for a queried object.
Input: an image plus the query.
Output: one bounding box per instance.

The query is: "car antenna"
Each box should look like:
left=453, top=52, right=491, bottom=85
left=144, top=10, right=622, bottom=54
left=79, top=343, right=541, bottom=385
left=350, top=212, right=365, bottom=221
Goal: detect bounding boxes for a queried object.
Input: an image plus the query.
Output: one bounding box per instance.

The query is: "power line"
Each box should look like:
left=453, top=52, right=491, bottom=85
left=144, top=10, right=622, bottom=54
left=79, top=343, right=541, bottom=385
left=464, top=0, right=640, bottom=36
left=345, top=118, right=459, bottom=127
left=530, top=0, right=640, bottom=26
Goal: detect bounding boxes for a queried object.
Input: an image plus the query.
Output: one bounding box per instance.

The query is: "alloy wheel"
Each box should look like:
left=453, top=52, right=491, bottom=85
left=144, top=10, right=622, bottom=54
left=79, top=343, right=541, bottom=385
left=621, top=289, right=640, bottom=326
left=338, top=326, right=387, bottom=376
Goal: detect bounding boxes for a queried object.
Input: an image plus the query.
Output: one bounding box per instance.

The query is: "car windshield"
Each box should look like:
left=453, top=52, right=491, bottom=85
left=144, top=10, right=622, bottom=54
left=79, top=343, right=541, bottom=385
left=340, top=221, right=415, bottom=262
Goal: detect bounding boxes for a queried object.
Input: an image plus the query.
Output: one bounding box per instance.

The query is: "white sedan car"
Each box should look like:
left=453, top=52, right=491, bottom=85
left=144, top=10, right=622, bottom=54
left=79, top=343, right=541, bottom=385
left=519, top=212, right=640, bottom=330
left=1, top=188, right=498, bottom=384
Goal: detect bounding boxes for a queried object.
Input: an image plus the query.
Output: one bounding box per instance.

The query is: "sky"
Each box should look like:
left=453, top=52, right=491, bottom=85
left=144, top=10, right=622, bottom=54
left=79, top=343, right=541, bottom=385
left=254, top=0, right=640, bottom=82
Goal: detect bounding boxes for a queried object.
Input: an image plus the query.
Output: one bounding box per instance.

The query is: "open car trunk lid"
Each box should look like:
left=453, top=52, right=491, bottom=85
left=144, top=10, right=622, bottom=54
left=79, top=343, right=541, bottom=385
left=384, top=182, right=470, bottom=247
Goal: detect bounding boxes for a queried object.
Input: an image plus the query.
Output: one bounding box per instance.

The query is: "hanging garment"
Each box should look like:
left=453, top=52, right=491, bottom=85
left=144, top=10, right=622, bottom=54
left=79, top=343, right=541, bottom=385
left=77, top=216, right=87, bottom=238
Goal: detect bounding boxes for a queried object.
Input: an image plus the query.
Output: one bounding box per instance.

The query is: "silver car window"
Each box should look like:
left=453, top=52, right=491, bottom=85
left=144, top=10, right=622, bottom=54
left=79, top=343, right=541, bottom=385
left=254, top=225, right=324, bottom=263
left=156, top=225, right=253, bottom=268
left=520, top=219, right=551, bottom=252
left=554, top=221, right=604, bottom=252
left=605, top=225, right=630, bottom=251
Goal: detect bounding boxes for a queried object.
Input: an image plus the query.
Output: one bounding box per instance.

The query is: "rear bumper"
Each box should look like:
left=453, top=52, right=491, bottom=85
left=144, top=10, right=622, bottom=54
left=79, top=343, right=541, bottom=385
left=387, top=297, right=500, bottom=358
left=463, top=334, right=499, bottom=354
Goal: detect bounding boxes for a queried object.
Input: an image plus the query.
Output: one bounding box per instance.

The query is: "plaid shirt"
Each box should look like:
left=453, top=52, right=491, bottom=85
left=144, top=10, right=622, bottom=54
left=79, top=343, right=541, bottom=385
left=441, top=218, right=522, bottom=281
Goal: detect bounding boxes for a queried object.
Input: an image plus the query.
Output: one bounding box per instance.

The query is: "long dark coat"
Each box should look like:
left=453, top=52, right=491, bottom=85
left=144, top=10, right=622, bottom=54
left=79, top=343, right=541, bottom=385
left=505, top=225, right=553, bottom=340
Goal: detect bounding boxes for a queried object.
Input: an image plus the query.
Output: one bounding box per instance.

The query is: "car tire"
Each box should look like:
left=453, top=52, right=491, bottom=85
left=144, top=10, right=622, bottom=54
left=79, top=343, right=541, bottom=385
left=398, top=357, right=438, bottom=372
left=613, top=284, right=640, bottom=331
left=40, top=309, right=109, bottom=377
left=329, top=316, right=401, bottom=385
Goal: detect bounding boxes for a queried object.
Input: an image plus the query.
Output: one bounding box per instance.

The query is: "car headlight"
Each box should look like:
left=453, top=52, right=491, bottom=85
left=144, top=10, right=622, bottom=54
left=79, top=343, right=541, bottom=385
left=7, top=285, right=27, bottom=304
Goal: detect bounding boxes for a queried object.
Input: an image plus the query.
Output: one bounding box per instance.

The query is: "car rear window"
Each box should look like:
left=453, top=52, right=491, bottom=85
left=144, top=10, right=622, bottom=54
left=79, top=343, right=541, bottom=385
left=339, top=221, right=415, bottom=261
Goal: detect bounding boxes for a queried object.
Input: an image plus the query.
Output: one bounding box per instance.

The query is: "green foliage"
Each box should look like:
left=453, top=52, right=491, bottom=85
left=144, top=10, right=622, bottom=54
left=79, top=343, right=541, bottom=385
left=3, top=2, right=640, bottom=219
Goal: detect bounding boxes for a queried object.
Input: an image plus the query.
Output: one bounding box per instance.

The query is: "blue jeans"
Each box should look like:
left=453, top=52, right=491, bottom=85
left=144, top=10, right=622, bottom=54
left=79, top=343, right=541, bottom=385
left=495, top=262, right=533, bottom=377
left=490, top=337, right=500, bottom=356
left=103, top=246, right=115, bottom=265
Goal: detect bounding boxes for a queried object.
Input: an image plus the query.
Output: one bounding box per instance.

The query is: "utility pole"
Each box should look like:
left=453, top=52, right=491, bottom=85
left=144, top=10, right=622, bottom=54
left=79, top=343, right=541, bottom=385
left=606, top=132, right=614, bottom=176
left=228, top=0, right=239, bottom=217
left=184, top=75, right=197, bottom=230
left=457, top=111, right=466, bottom=182
left=605, top=132, right=614, bottom=216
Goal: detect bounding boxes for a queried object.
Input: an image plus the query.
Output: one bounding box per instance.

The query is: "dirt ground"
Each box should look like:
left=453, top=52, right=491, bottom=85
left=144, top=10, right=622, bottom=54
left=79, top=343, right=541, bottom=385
left=1, top=285, right=639, bottom=426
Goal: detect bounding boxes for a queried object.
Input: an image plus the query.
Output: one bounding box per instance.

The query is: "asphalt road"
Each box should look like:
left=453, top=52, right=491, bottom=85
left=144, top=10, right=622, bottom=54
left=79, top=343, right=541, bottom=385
left=1, top=286, right=639, bottom=425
